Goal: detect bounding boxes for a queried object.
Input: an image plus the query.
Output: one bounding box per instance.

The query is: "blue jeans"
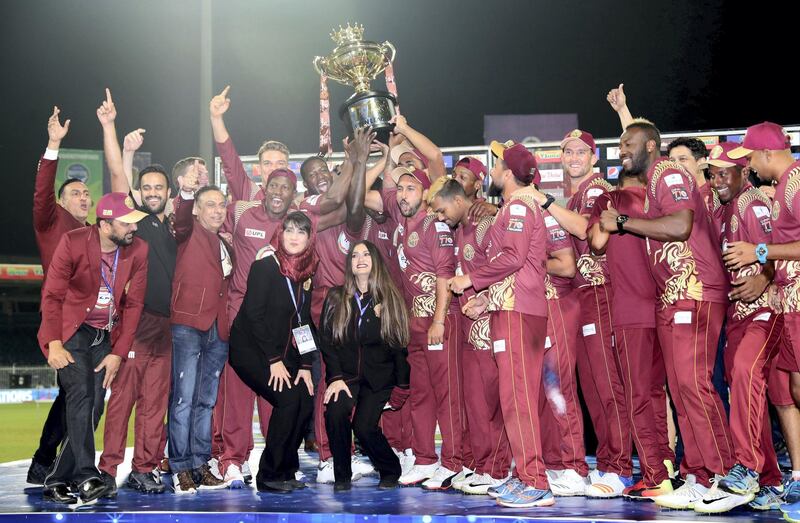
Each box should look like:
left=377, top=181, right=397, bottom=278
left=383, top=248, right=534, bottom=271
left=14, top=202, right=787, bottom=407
left=168, top=322, right=228, bottom=473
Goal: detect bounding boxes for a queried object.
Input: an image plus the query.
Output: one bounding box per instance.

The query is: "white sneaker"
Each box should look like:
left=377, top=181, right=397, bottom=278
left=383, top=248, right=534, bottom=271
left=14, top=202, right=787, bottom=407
left=654, top=474, right=710, bottom=510
left=546, top=469, right=564, bottom=483
left=450, top=467, right=475, bottom=491
left=295, top=470, right=306, bottom=482
left=399, top=462, right=439, bottom=486
left=462, top=472, right=506, bottom=495
left=223, top=464, right=245, bottom=489
left=400, top=449, right=415, bottom=476
left=421, top=465, right=459, bottom=490
left=351, top=455, right=374, bottom=477
left=588, top=468, right=601, bottom=484
left=316, top=459, right=335, bottom=484
left=586, top=472, right=630, bottom=498
left=549, top=468, right=588, bottom=497
left=241, top=461, right=253, bottom=483
left=207, top=458, right=223, bottom=480
left=694, top=481, right=755, bottom=514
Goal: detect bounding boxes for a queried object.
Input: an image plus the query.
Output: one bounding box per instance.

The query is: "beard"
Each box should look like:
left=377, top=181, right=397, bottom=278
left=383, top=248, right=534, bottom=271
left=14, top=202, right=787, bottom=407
left=110, top=231, right=134, bottom=246
left=399, top=199, right=421, bottom=218
left=143, top=196, right=167, bottom=215
left=621, top=148, right=650, bottom=178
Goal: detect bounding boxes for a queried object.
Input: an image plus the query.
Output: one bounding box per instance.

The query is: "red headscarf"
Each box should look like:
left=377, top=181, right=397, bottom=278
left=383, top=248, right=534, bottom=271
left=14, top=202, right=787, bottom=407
left=269, top=213, right=318, bottom=283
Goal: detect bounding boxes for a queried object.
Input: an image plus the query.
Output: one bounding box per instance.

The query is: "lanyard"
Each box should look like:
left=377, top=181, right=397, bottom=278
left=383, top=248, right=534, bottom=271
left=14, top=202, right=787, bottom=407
left=100, top=249, right=119, bottom=330
left=285, top=277, right=304, bottom=325
left=354, top=292, right=372, bottom=328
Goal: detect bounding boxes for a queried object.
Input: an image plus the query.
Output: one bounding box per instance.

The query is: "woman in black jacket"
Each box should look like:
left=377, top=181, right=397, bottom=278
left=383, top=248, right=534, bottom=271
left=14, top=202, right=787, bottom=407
left=320, top=240, right=411, bottom=491
left=228, top=211, right=318, bottom=493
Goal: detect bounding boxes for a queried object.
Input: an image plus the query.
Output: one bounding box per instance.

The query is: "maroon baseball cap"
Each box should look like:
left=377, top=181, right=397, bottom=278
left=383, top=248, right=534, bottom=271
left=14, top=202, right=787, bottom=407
left=397, top=167, right=432, bottom=190
left=391, top=143, right=430, bottom=169
left=454, top=156, right=487, bottom=181
left=267, top=167, right=298, bottom=188
left=490, top=140, right=539, bottom=185
left=729, top=122, right=791, bottom=159
left=705, top=142, right=748, bottom=169
left=560, top=129, right=596, bottom=151
left=96, top=192, right=148, bottom=223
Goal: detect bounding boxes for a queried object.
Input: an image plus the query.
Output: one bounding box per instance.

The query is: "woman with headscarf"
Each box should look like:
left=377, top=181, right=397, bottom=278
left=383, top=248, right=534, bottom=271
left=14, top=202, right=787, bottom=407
left=320, top=240, right=411, bottom=491
left=228, top=211, right=318, bottom=493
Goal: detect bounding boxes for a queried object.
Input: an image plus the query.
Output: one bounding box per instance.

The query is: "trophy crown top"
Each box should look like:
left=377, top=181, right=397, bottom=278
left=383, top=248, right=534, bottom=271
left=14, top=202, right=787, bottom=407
left=330, top=23, right=364, bottom=46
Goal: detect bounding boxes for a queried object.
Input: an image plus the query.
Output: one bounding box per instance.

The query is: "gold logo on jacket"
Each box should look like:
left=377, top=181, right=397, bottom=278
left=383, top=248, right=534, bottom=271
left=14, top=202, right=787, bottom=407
left=468, top=316, right=491, bottom=351
left=410, top=271, right=436, bottom=317
left=655, top=241, right=703, bottom=308
left=577, top=255, right=606, bottom=286
left=732, top=264, right=770, bottom=320
left=488, top=275, right=516, bottom=311
left=407, top=231, right=419, bottom=248
left=463, top=244, right=475, bottom=262
left=777, top=260, right=800, bottom=313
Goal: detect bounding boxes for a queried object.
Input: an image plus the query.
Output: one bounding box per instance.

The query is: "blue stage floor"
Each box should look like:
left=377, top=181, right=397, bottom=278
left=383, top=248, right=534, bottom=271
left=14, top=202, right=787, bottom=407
left=0, top=448, right=789, bottom=523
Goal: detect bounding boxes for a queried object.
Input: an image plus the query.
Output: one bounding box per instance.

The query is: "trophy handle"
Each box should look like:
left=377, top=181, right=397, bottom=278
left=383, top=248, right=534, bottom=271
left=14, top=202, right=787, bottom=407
left=381, top=41, right=396, bottom=63
left=313, top=56, right=327, bottom=76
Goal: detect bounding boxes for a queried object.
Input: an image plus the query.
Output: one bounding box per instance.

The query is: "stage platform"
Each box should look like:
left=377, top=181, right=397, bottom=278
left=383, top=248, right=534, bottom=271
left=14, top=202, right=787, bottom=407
left=0, top=448, right=789, bottom=523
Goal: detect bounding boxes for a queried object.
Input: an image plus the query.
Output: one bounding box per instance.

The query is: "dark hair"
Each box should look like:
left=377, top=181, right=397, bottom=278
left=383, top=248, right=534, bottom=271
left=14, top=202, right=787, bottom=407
left=195, top=184, right=223, bottom=204
left=283, top=210, right=313, bottom=236
left=138, top=164, right=170, bottom=189
left=625, top=120, right=661, bottom=150
left=667, top=137, right=708, bottom=160
left=300, top=155, right=327, bottom=181
left=436, top=178, right=467, bottom=201
left=172, top=157, right=205, bottom=188
left=326, top=241, right=409, bottom=348
left=57, top=177, right=85, bottom=199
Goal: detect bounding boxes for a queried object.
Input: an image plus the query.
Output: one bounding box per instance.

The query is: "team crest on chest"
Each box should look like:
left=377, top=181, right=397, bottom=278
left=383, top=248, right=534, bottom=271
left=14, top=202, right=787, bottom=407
left=773, top=201, right=781, bottom=221
left=730, top=215, right=738, bottom=234
left=337, top=231, right=351, bottom=255
left=408, top=231, right=419, bottom=248
left=464, top=244, right=475, bottom=261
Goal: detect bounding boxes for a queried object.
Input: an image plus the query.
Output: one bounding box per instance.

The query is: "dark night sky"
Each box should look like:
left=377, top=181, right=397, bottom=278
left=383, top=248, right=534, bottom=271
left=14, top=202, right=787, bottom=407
left=1, top=0, right=797, bottom=261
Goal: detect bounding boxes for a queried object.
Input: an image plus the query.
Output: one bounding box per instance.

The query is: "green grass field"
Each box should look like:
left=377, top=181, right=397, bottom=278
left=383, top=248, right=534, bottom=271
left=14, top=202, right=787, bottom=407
left=0, top=402, right=135, bottom=463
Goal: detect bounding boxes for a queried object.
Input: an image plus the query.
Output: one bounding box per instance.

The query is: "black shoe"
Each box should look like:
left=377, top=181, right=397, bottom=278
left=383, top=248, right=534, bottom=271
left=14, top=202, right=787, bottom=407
left=99, top=471, right=118, bottom=498
left=257, top=480, right=294, bottom=493
left=378, top=476, right=399, bottom=490
left=286, top=478, right=307, bottom=490
left=77, top=478, right=110, bottom=504
left=43, top=484, right=76, bottom=504
left=127, top=471, right=166, bottom=494
left=27, top=458, right=51, bottom=485
left=334, top=481, right=352, bottom=492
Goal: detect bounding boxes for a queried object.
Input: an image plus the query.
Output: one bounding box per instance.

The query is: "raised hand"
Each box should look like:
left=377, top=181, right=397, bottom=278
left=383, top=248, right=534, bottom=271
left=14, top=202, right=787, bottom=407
left=390, top=114, right=409, bottom=135
left=607, top=83, right=627, bottom=113
left=388, top=131, right=406, bottom=149
left=351, top=126, right=376, bottom=162
left=123, top=128, right=146, bottom=153
left=181, top=160, right=201, bottom=193
left=210, top=85, right=231, bottom=118
left=47, top=106, right=70, bottom=147
left=96, top=88, right=117, bottom=126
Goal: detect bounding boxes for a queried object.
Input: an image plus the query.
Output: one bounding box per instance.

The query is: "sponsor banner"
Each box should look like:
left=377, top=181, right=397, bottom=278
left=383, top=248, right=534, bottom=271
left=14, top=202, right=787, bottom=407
left=726, top=134, right=745, bottom=144
left=790, top=132, right=800, bottom=146
left=55, top=149, right=105, bottom=224
left=697, top=136, right=720, bottom=148
left=606, top=147, right=620, bottom=160
left=534, top=149, right=562, bottom=164
left=539, top=169, right=563, bottom=183
left=0, top=264, right=44, bottom=282
left=607, top=166, right=621, bottom=180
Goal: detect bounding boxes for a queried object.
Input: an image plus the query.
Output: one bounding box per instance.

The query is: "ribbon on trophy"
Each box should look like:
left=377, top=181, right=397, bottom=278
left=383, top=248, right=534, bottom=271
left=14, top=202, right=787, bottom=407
left=319, top=74, right=332, bottom=157
left=384, top=60, right=400, bottom=116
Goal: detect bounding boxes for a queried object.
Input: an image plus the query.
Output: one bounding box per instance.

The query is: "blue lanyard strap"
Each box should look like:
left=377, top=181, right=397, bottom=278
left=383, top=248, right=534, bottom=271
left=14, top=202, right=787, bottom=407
left=354, top=292, right=372, bottom=328
left=285, top=277, right=304, bottom=325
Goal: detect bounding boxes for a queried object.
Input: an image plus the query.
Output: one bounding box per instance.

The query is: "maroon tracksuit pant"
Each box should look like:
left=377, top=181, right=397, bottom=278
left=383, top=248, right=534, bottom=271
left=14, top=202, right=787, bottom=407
left=574, top=284, right=632, bottom=476
left=614, top=326, right=673, bottom=485
left=407, top=314, right=463, bottom=471
left=725, top=311, right=784, bottom=486
left=491, top=311, right=548, bottom=490
left=539, top=293, right=588, bottom=476
left=657, top=300, right=734, bottom=486
left=99, top=311, right=171, bottom=476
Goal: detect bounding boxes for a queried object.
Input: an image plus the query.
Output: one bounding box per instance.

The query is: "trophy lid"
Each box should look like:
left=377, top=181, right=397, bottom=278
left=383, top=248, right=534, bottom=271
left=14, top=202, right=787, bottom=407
left=330, top=23, right=364, bottom=47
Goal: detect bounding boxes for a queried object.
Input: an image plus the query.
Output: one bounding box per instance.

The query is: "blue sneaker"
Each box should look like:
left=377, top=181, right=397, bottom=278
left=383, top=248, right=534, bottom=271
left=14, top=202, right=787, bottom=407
left=487, top=477, right=523, bottom=499
left=749, top=485, right=784, bottom=510
left=783, top=500, right=800, bottom=522
left=785, top=479, right=800, bottom=504
left=719, top=464, right=759, bottom=495
left=496, top=485, right=555, bottom=508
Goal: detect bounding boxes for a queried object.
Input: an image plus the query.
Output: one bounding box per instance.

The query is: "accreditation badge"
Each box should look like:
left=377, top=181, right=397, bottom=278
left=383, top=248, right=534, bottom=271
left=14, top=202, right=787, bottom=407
left=292, top=324, right=317, bottom=354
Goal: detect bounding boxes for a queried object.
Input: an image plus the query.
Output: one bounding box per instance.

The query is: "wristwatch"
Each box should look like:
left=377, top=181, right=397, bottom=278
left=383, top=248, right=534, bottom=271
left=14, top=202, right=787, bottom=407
left=756, top=243, right=769, bottom=264
left=616, top=214, right=629, bottom=234
left=541, top=193, right=556, bottom=210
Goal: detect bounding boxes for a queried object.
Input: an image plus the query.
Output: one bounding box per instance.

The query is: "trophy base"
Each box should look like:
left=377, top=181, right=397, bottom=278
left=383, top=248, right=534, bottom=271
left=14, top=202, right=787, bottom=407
left=339, top=90, right=397, bottom=143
